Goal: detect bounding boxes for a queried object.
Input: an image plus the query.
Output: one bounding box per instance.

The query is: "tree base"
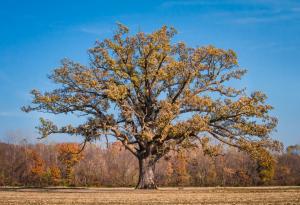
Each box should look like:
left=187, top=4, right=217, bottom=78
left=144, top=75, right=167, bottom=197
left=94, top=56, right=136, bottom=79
left=135, top=183, right=158, bottom=189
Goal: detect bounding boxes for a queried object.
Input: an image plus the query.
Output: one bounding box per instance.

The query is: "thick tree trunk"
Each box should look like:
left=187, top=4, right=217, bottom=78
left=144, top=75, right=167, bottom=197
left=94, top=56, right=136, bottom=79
left=136, top=156, right=157, bottom=189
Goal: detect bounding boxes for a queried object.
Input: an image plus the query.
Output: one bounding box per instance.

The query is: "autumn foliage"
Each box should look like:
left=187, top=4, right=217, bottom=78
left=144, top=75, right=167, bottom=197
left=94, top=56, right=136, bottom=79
left=22, top=24, right=281, bottom=188
left=0, top=141, right=299, bottom=187
left=26, top=149, right=45, bottom=185
left=57, top=143, right=83, bottom=185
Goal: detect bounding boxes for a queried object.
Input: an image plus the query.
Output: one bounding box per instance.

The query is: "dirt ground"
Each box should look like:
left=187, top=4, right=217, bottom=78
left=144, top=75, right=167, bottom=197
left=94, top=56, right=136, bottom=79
left=0, top=186, right=299, bottom=205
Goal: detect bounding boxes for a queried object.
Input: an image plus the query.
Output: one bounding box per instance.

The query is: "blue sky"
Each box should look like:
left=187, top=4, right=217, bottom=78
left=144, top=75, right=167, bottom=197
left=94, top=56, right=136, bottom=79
left=0, top=0, right=299, bottom=145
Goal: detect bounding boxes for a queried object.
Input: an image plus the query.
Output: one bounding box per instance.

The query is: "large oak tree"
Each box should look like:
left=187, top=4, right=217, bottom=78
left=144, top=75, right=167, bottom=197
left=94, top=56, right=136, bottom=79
left=23, top=24, right=281, bottom=189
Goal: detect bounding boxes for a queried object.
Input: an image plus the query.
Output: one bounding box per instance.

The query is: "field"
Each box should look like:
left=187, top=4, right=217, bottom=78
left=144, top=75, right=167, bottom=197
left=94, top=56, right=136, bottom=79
left=0, top=187, right=299, bottom=205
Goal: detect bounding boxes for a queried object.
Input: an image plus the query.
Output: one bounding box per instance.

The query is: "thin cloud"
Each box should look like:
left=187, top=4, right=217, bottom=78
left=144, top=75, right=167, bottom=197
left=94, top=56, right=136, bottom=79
left=291, top=7, right=300, bottom=12
left=0, top=111, right=19, bottom=117
left=161, top=0, right=218, bottom=8
left=161, top=0, right=300, bottom=8
left=0, top=70, right=12, bottom=84
left=79, top=26, right=111, bottom=35
left=246, top=42, right=278, bottom=51
left=160, top=0, right=300, bottom=24
left=232, top=13, right=300, bottom=24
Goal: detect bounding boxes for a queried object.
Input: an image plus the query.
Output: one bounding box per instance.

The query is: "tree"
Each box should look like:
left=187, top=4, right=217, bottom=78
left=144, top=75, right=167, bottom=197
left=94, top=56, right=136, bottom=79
left=48, top=165, right=61, bottom=185
left=26, top=149, right=46, bottom=186
left=286, top=144, right=300, bottom=155
left=22, top=24, right=281, bottom=189
left=171, top=151, right=190, bottom=186
left=57, top=143, right=83, bottom=186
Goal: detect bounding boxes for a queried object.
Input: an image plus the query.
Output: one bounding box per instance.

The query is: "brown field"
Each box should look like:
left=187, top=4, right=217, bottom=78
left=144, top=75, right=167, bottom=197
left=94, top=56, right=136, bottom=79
left=0, top=187, right=300, bottom=205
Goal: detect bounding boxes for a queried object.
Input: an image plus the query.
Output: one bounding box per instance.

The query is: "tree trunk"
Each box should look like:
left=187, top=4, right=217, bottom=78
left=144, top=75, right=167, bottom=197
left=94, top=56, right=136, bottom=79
left=136, top=156, right=157, bottom=189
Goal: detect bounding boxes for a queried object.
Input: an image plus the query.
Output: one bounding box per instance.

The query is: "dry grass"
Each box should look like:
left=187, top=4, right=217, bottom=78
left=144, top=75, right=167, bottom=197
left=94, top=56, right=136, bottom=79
left=0, top=186, right=300, bottom=204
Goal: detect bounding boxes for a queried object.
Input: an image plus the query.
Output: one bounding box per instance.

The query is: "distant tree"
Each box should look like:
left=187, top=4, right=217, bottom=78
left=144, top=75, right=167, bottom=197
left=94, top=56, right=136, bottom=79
left=251, top=146, right=275, bottom=184
left=172, top=151, right=189, bottom=186
left=23, top=24, right=281, bottom=189
left=48, top=165, right=61, bottom=185
left=286, top=144, right=300, bottom=155
left=57, top=143, right=83, bottom=185
left=274, top=145, right=300, bottom=185
left=26, top=149, right=46, bottom=185
left=155, top=157, right=173, bottom=186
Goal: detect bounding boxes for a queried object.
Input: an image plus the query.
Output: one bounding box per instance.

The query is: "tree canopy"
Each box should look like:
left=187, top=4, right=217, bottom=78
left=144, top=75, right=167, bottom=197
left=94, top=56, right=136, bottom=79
left=23, top=24, right=281, bottom=189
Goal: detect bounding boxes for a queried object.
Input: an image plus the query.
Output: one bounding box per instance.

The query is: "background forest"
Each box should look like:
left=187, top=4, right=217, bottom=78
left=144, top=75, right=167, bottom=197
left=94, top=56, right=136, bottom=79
left=1, top=138, right=299, bottom=187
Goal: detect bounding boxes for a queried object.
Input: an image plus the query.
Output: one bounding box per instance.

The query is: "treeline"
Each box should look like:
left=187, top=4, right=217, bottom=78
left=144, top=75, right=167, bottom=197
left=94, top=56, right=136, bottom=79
left=0, top=141, right=299, bottom=187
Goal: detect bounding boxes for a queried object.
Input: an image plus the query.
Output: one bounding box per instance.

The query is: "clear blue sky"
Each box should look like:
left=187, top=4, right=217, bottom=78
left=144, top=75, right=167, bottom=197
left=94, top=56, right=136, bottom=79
left=0, top=0, right=299, bottom=146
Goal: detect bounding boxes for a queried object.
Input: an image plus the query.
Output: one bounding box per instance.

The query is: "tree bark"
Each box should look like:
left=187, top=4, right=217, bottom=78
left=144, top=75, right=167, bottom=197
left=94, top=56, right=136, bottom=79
left=136, top=156, right=157, bottom=189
